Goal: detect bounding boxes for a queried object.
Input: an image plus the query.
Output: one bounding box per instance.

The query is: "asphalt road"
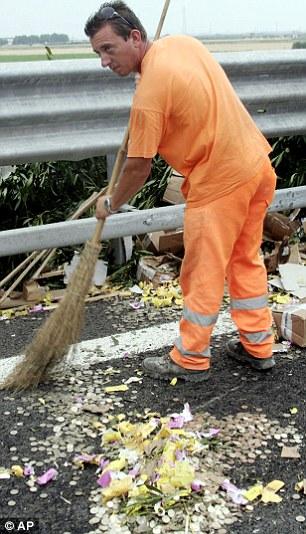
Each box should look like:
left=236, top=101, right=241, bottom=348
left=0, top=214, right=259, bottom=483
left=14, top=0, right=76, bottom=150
left=0, top=296, right=305, bottom=534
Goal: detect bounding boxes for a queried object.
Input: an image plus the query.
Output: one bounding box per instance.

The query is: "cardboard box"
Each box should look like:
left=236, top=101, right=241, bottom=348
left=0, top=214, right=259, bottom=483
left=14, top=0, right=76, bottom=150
left=273, top=304, right=306, bottom=347
left=22, top=280, right=46, bottom=302
left=136, top=255, right=180, bottom=287
left=163, top=173, right=185, bottom=205
left=263, top=213, right=300, bottom=241
left=146, top=229, right=184, bottom=254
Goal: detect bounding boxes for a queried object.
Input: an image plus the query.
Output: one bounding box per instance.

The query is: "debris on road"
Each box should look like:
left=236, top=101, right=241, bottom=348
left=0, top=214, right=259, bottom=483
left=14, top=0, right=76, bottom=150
left=1, top=353, right=304, bottom=533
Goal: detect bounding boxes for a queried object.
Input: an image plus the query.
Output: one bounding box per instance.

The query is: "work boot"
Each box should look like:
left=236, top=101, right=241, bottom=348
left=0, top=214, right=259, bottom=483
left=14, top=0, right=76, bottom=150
left=226, top=340, right=275, bottom=370
left=142, top=355, right=210, bottom=383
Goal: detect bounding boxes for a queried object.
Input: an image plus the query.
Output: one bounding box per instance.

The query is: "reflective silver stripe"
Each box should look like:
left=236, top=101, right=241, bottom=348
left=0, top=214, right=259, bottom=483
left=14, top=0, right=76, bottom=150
left=183, top=306, right=218, bottom=327
left=241, top=330, right=273, bottom=343
left=175, top=337, right=211, bottom=358
left=230, top=295, right=268, bottom=310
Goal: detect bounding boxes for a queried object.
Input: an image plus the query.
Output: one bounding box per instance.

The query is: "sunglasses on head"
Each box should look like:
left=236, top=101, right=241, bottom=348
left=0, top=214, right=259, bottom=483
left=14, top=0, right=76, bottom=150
left=100, top=6, right=134, bottom=29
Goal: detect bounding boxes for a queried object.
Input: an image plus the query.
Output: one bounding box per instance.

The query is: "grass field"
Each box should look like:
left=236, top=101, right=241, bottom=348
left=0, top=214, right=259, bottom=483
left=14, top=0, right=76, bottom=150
left=0, top=53, right=95, bottom=62
left=0, top=39, right=294, bottom=63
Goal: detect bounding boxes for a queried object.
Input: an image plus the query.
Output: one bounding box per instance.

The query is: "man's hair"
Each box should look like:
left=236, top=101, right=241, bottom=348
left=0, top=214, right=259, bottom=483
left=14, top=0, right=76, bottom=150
left=84, top=1, right=147, bottom=41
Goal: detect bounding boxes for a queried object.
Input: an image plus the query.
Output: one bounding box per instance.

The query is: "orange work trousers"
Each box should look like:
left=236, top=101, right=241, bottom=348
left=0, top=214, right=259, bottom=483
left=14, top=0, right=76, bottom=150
left=170, top=158, right=277, bottom=370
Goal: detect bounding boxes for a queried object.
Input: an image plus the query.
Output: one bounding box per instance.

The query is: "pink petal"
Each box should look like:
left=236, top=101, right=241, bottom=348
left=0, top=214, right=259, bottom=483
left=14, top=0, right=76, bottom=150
left=175, top=450, right=187, bottom=461
left=170, top=403, right=193, bottom=428
left=74, top=454, right=95, bottom=464
left=98, top=459, right=109, bottom=471
left=221, top=479, right=238, bottom=493
left=191, top=479, right=205, bottom=492
left=201, top=428, right=221, bottom=439
left=24, top=465, right=34, bottom=477
left=129, top=301, right=144, bottom=310
left=129, top=464, right=141, bottom=478
left=221, top=479, right=247, bottom=505
left=209, top=428, right=220, bottom=437
left=97, top=471, right=112, bottom=488
left=37, top=468, right=58, bottom=485
left=29, top=304, right=44, bottom=313
left=169, top=415, right=185, bottom=429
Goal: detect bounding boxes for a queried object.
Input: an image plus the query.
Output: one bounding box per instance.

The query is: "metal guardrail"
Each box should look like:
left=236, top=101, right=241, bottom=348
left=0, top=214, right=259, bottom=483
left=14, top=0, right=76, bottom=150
left=0, top=186, right=305, bottom=257
left=1, top=49, right=306, bottom=259
left=1, top=49, right=306, bottom=165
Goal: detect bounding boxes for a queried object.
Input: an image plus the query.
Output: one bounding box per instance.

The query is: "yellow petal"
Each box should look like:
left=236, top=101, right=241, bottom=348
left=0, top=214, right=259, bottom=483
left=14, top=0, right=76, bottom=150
left=265, top=480, right=285, bottom=492
left=157, top=478, right=176, bottom=494
left=92, top=421, right=103, bottom=430
left=243, top=484, right=263, bottom=501
left=102, top=457, right=126, bottom=473
left=104, top=384, right=129, bottom=393
left=129, top=484, right=149, bottom=498
left=102, top=476, right=133, bottom=502
left=118, top=421, right=135, bottom=435
left=11, top=465, right=24, bottom=478
left=261, top=491, right=282, bottom=504
left=141, top=421, right=158, bottom=439
left=102, top=430, right=121, bottom=444
left=0, top=468, right=11, bottom=479
left=171, top=461, right=195, bottom=489
left=261, top=480, right=284, bottom=503
left=295, top=480, right=306, bottom=493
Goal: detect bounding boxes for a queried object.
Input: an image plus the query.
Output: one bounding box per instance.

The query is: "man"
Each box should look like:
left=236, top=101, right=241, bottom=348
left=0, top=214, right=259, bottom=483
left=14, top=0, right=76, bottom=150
left=85, top=1, right=277, bottom=382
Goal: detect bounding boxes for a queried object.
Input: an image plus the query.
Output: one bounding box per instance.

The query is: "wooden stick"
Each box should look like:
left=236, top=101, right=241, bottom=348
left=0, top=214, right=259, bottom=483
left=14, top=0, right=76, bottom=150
left=0, top=249, right=48, bottom=306
left=0, top=188, right=106, bottom=299
left=33, top=190, right=105, bottom=279
left=0, top=251, right=37, bottom=289
left=154, top=0, right=171, bottom=40
left=34, top=269, right=64, bottom=280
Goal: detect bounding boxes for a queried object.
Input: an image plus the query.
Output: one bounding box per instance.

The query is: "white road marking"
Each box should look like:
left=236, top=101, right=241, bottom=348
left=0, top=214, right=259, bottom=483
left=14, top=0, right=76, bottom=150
left=0, top=312, right=235, bottom=383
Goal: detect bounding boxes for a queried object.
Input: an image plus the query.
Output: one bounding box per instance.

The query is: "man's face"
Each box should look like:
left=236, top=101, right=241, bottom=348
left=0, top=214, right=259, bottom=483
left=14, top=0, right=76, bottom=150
left=91, top=24, right=141, bottom=76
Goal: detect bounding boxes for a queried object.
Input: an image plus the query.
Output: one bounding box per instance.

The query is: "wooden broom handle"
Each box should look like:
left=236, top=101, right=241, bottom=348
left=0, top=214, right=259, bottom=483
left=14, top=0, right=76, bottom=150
left=92, top=0, right=171, bottom=245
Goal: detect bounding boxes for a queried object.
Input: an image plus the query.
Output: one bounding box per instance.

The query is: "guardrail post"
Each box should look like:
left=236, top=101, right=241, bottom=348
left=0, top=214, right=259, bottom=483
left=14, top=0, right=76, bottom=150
left=106, top=153, right=133, bottom=265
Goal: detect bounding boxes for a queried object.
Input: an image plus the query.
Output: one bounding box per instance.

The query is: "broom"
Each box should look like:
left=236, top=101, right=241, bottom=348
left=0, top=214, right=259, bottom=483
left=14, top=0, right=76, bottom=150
left=1, top=0, right=171, bottom=391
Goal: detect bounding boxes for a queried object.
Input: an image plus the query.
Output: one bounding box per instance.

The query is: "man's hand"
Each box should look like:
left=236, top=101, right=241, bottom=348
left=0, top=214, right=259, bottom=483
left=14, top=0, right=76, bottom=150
left=96, top=195, right=113, bottom=220
left=96, top=157, right=152, bottom=220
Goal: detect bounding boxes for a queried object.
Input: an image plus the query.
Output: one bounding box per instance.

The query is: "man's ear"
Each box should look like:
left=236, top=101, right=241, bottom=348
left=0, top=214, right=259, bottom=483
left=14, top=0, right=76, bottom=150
left=130, top=29, right=142, bottom=46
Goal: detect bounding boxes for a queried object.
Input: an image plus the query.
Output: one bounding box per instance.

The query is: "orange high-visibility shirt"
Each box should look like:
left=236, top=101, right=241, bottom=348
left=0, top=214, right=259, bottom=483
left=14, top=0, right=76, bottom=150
left=128, top=35, right=272, bottom=207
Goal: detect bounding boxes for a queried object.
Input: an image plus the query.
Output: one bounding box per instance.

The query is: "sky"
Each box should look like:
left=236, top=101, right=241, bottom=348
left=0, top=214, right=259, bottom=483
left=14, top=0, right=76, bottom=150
left=1, top=0, right=306, bottom=40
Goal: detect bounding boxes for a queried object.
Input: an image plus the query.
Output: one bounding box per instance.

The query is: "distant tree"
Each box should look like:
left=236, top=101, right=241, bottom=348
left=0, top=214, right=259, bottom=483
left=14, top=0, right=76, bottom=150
left=49, top=33, right=69, bottom=44
left=12, top=33, right=70, bottom=46
left=292, top=41, right=306, bottom=49
left=40, top=34, right=50, bottom=44
left=12, top=35, right=29, bottom=45
left=28, top=34, right=40, bottom=45
left=0, top=38, right=9, bottom=46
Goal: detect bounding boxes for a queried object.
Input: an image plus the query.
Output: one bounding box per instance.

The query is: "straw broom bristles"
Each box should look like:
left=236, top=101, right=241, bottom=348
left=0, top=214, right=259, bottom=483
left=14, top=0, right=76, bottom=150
left=1, top=240, right=101, bottom=390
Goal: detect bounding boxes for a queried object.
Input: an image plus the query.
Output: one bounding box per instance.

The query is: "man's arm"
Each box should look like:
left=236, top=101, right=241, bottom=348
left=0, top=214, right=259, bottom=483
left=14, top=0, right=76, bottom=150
left=96, top=156, right=152, bottom=219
